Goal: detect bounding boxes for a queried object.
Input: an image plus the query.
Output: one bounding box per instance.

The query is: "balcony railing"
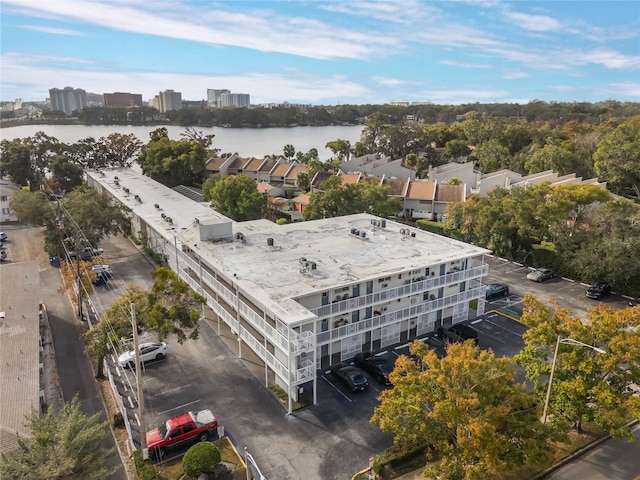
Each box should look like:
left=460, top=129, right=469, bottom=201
left=310, top=264, right=488, bottom=318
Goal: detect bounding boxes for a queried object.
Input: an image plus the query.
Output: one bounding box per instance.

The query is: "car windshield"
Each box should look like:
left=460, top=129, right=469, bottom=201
left=158, top=422, right=168, bottom=439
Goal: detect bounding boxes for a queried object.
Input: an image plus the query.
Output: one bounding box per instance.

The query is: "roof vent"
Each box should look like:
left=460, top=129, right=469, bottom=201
left=154, top=203, right=160, bottom=209
left=267, top=237, right=274, bottom=247
left=235, top=232, right=244, bottom=241
left=360, top=231, right=367, bottom=239
left=161, top=213, right=166, bottom=219
left=194, top=217, right=199, bottom=224
left=381, top=219, right=386, bottom=228
left=114, top=176, right=119, bottom=180
left=166, top=217, right=173, bottom=224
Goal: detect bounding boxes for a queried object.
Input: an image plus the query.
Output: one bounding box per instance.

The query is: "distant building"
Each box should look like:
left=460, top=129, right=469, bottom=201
left=103, top=92, right=143, bottom=107
left=155, top=90, right=182, bottom=112
left=0, top=181, right=19, bottom=222
left=220, top=93, right=250, bottom=108
left=48, top=86, right=87, bottom=116
left=207, top=89, right=250, bottom=108
left=207, top=89, right=230, bottom=108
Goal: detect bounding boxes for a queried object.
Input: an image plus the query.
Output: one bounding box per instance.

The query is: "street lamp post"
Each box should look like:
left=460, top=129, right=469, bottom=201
left=542, top=335, right=606, bottom=424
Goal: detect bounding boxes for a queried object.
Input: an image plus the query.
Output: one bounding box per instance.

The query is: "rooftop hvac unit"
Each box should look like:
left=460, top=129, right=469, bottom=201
left=267, top=237, right=274, bottom=247
left=310, top=261, right=317, bottom=270
left=360, top=231, right=367, bottom=239
left=161, top=213, right=166, bottom=219
left=123, top=187, right=130, bottom=193
left=114, top=180, right=119, bottom=186
left=381, top=219, right=386, bottom=228
left=166, top=217, right=173, bottom=224
left=400, top=228, right=406, bottom=235
left=350, top=228, right=357, bottom=235
left=299, top=257, right=307, bottom=264
left=235, top=232, right=244, bottom=241
left=411, top=232, right=416, bottom=238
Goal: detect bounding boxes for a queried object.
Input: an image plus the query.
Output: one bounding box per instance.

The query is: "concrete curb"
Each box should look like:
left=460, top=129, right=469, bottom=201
left=527, top=419, right=640, bottom=480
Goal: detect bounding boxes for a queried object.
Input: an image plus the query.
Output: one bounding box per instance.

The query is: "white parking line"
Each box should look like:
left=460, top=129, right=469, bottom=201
left=157, top=384, right=192, bottom=395
left=483, top=318, right=523, bottom=338
left=157, top=399, right=201, bottom=415
left=320, top=375, right=352, bottom=402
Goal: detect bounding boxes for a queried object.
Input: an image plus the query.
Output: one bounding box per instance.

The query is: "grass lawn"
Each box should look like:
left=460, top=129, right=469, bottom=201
left=155, top=436, right=246, bottom=480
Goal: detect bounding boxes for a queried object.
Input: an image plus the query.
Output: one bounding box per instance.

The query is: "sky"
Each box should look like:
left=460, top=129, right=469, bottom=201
left=1, top=0, right=639, bottom=106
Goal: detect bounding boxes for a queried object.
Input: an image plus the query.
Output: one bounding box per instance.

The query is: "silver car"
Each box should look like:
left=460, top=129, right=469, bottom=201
left=118, top=341, right=167, bottom=368
left=526, top=268, right=555, bottom=282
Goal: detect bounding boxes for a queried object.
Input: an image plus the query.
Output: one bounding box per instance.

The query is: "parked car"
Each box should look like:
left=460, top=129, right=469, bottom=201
left=485, top=283, right=509, bottom=300
left=118, top=341, right=167, bottom=368
left=353, top=352, right=394, bottom=385
left=526, top=268, right=555, bottom=282
left=330, top=363, right=369, bottom=391
left=586, top=283, right=612, bottom=299
left=69, top=247, right=104, bottom=261
left=92, top=271, right=109, bottom=286
left=147, top=409, right=218, bottom=459
left=437, top=324, right=479, bottom=345
left=91, top=264, right=112, bottom=274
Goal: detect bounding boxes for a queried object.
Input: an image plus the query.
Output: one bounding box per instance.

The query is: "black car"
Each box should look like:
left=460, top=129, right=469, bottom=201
left=437, top=324, right=479, bottom=345
left=586, top=283, right=612, bottom=299
left=485, top=283, right=509, bottom=301
left=353, top=352, right=394, bottom=385
left=330, top=363, right=369, bottom=391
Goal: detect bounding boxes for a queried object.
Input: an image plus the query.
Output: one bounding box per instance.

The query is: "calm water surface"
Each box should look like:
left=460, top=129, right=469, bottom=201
left=0, top=124, right=364, bottom=161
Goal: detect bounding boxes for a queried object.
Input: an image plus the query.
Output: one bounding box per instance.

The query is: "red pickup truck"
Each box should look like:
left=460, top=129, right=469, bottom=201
left=146, top=409, right=218, bottom=456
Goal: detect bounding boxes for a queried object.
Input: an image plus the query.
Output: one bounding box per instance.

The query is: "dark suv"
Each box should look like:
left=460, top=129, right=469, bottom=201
left=330, top=363, right=369, bottom=392
left=586, top=283, right=612, bottom=300
left=485, top=283, right=509, bottom=301
left=354, top=352, right=394, bottom=385
left=437, top=324, right=479, bottom=345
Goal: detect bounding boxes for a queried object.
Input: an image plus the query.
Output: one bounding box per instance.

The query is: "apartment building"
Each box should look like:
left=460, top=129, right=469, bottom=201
left=87, top=168, right=491, bottom=412
left=103, top=92, right=143, bottom=107
left=154, top=89, right=182, bottom=113
left=207, top=89, right=230, bottom=108
left=220, top=93, right=250, bottom=108
left=48, top=86, right=87, bottom=116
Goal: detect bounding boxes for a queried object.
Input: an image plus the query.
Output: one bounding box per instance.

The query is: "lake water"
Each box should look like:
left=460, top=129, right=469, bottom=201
left=0, top=124, right=364, bottom=161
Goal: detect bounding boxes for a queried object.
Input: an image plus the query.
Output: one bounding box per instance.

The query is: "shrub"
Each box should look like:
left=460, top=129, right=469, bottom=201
left=276, top=218, right=287, bottom=225
left=133, top=449, right=160, bottom=480
left=182, top=442, right=221, bottom=478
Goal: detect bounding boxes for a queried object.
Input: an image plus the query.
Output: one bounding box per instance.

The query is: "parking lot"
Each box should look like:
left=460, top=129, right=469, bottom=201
left=94, top=240, right=637, bottom=480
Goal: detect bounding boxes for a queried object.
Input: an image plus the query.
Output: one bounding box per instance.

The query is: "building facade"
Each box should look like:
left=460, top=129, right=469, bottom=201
left=220, top=93, right=250, bottom=108
left=0, top=181, right=19, bottom=222
left=207, top=89, right=230, bottom=108
left=155, top=90, right=182, bottom=112
left=48, top=87, right=87, bottom=116
left=103, top=92, right=143, bottom=107
left=87, top=168, right=491, bottom=412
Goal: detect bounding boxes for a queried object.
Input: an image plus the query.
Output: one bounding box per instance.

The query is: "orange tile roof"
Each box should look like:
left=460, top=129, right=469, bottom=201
left=286, top=165, right=307, bottom=180
left=259, top=159, right=277, bottom=172
left=205, top=157, right=227, bottom=170
left=406, top=180, right=436, bottom=200
left=339, top=173, right=361, bottom=185
left=435, top=184, right=465, bottom=202
left=292, top=193, right=310, bottom=205
left=244, top=158, right=264, bottom=172
left=256, top=182, right=275, bottom=193
left=381, top=178, right=408, bottom=196
left=227, top=156, right=245, bottom=169
left=271, top=163, right=291, bottom=177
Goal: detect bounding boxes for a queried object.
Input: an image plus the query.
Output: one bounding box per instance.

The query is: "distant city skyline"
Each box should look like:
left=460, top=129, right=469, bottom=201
left=1, top=1, right=639, bottom=105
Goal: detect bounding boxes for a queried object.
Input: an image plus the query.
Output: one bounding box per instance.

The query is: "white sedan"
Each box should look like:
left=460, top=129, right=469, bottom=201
left=91, top=264, right=111, bottom=273
left=118, top=342, right=167, bottom=368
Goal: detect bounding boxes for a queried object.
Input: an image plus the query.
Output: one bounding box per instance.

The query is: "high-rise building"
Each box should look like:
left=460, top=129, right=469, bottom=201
left=207, top=89, right=230, bottom=108
left=220, top=92, right=250, bottom=108
left=48, top=87, right=87, bottom=116
left=156, top=89, right=182, bottom=113
left=103, top=92, right=143, bottom=107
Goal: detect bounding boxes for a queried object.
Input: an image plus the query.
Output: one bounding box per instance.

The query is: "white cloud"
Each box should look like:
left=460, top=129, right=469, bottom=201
left=371, top=76, right=406, bottom=87
left=502, top=69, right=529, bottom=80
left=318, top=0, right=441, bottom=24
left=579, top=49, right=640, bottom=69
left=438, top=60, right=492, bottom=69
left=20, top=24, right=83, bottom=35
left=503, top=10, right=562, bottom=32
left=2, top=0, right=387, bottom=60
left=0, top=53, right=372, bottom=103
left=415, top=88, right=511, bottom=104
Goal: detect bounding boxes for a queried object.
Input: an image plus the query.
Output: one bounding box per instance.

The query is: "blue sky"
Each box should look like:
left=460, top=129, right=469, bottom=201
left=1, top=0, right=639, bottom=105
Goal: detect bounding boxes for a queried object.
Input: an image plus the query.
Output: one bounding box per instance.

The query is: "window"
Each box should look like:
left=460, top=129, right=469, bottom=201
left=2, top=208, right=9, bottom=215
left=0, top=196, right=7, bottom=202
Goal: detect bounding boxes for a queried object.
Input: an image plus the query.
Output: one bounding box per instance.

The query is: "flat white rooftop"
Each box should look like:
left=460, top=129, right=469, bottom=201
left=89, top=168, right=491, bottom=325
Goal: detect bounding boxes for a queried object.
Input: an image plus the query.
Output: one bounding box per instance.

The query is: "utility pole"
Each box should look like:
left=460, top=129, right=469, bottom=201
left=75, top=230, right=83, bottom=321
left=132, top=303, right=148, bottom=457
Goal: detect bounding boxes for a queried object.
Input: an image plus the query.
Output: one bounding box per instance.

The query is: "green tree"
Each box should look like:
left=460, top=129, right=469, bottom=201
left=202, top=173, right=223, bottom=202
left=372, top=340, right=555, bottom=480
left=515, top=296, right=640, bottom=435
left=210, top=174, right=265, bottom=221
left=447, top=177, right=461, bottom=185
left=283, top=144, right=295, bottom=161
left=0, top=138, right=37, bottom=187
left=182, top=442, right=221, bottom=478
left=524, top=143, right=582, bottom=176
left=443, top=139, right=471, bottom=159
left=471, top=139, right=511, bottom=173
left=50, top=154, right=84, bottom=192
left=100, top=132, right=143, bottom=167
left=295, top=171, right=310, bottom=192
left=304, top=177, right=402, bottom=220
left=325, top=139, right=352, bottom=162
left=9, top=190, right=50, bottom=225
left=137, top=135, right=207, bottom=187
left=593, top=115, right=640, bottom=198
left=0, top=396, right=116, bottom=480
